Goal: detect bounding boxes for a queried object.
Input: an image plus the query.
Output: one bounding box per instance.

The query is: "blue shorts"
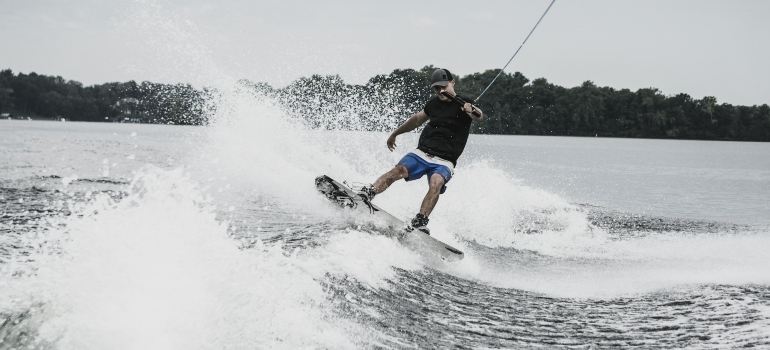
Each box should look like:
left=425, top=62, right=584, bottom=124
left=398, top=151, right=453, bottom=194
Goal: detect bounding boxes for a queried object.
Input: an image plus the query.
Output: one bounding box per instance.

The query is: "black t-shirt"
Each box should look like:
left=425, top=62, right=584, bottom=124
left=417, top=95, right=473, bottom=166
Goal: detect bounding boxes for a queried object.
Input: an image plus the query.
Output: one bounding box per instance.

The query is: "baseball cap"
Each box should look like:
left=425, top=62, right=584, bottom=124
left=430, top=68, right=453, bottom=87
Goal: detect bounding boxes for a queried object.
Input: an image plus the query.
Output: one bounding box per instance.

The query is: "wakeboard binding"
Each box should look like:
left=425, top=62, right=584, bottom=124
left=314, top=174, right=464, bottom=261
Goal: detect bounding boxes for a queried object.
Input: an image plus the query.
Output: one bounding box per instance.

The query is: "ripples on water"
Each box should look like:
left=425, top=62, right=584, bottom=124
left=1, top=126, right=769, bottom=349
left=2, top=59, right=770, bottom=347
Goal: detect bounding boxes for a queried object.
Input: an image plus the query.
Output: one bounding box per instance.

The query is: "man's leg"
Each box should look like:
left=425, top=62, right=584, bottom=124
left=373, top=164, right=409, bottom=195
left=419, top=173, right=445, bottom=217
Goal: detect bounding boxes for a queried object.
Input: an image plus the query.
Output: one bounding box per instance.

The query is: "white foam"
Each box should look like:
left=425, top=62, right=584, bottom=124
left=438, top=160, right=606, bottom=255
left=3, top=165, right=424, bottom=349
left=444, top=229, right=770, bottom=298
left=197, top=85, right=354, bottom=212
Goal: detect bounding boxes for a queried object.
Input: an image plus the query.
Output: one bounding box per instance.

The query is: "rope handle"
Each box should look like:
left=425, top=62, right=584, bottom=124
left=440, top=92, right=482, bottom=117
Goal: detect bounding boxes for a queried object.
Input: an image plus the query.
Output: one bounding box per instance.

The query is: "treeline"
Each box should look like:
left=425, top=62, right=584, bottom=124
left=0, top=69, right=207, bottom=125
left=2, top=67, right=769, bottom=141
left=458, top=68, right=770, bottom=141
left=274, top=66, right=770, bottom=141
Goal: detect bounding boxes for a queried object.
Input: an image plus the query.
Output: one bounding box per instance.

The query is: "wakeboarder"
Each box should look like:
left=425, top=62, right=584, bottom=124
left=357, top=68, right=484, bottom=234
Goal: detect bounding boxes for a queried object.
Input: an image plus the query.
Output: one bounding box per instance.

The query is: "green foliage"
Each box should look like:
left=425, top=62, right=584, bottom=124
left=0, top=67, right=768, bottom=141
left=456, top=70, right=769, bottom=141
left=0, top=70, right=207, bottom=125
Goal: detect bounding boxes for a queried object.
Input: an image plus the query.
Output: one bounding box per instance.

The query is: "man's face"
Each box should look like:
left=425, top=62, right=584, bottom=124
left=435, top=81, right=455, bottom=101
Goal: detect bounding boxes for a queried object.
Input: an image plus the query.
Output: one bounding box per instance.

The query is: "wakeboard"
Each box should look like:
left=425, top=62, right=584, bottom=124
left=315, top=175, right=464, bottom=262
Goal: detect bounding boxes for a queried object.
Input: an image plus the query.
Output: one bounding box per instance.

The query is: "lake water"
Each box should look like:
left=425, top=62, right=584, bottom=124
left=1, top=113, right=769, bottom=349
left=466, top=135, right=770, bottom=225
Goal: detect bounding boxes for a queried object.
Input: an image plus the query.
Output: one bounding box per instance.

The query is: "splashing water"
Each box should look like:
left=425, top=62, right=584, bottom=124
left=2, top=1, right=769, bottom=348
left=2, top=165, right=428, bottom=349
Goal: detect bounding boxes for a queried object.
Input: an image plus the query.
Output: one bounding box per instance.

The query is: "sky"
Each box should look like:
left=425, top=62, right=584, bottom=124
left=1, top=0, right=769, bottom=106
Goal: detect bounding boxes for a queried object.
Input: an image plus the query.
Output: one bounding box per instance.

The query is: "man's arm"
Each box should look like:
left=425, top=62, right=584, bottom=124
left=387, top=110, right=429, bottom=151
left=462, top=103, right=484, bottom=122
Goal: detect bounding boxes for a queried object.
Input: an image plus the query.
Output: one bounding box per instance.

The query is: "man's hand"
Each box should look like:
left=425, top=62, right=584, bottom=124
left=463, top=102, right=484, bottom=121
left=462, top=102, right=474, bottom=115
left=387, top=134, right=397, bottom=151
left=385, top=111, right=428, bottom=151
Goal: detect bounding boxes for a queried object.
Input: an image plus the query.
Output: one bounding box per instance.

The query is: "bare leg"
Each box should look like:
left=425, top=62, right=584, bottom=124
left=419, top=173, right=445, bottom=217
left=372, top=164, right=408, bottom=195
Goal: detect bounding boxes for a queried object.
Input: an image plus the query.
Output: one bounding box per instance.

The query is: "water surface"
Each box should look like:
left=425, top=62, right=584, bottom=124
left=1, top=117, right=769, bottom=349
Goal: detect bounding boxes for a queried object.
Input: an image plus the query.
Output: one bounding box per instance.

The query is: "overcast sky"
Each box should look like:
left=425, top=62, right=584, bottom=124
left=1, top=0, right=768, bottom=105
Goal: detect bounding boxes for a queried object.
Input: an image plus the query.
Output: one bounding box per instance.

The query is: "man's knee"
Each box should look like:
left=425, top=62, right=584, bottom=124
left=428, top=173, right=445, bottom=191
left=393, top=164, right=409, bottom=178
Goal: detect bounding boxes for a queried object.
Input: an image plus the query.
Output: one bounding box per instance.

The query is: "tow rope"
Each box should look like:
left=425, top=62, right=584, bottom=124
left=475, top=0, right=557, bottom=102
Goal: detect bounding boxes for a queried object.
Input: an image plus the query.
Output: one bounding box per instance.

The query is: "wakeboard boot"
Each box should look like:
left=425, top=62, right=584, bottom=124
left=410, top=213, right=430, bottom=235
left=356, top=184, right=376, bottom=202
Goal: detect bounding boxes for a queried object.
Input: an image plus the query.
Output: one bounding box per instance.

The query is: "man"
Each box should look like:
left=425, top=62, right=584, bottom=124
left=358, top=68, right=484, bottom=234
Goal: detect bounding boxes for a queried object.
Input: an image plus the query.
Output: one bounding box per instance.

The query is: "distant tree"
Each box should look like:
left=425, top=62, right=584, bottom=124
left=0, top=69, right=13, bottom=112
left=0, top=67, right=767, bottom=141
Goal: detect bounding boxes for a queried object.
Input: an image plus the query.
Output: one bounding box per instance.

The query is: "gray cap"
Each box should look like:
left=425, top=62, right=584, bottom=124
left=430, top=68, right=453, bottom=87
